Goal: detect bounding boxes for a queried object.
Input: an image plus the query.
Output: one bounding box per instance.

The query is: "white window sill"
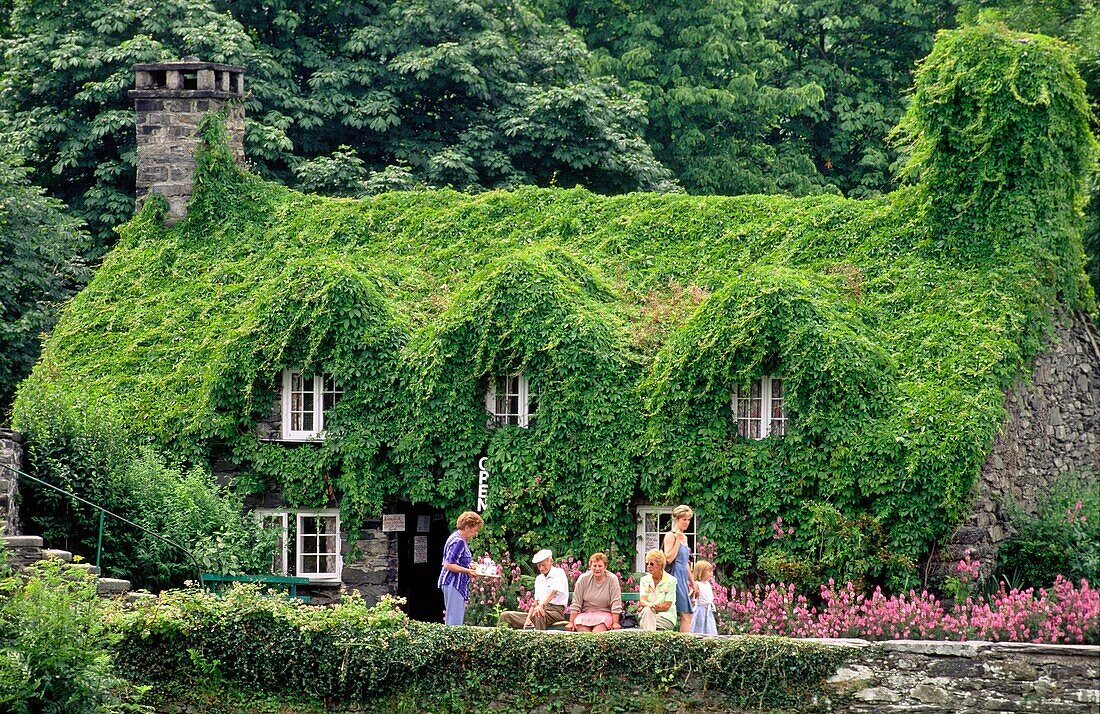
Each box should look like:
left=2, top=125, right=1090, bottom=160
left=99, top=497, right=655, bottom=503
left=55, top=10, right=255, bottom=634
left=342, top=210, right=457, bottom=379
left=275, top=434, right=327, bottom=443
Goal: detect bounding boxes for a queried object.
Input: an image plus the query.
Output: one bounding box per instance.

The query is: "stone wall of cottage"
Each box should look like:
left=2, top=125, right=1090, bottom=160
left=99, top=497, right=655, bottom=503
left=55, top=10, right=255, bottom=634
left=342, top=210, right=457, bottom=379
left=0, top=429, right=23, bottom=536
left=931, top=313, right=1100, bottom=580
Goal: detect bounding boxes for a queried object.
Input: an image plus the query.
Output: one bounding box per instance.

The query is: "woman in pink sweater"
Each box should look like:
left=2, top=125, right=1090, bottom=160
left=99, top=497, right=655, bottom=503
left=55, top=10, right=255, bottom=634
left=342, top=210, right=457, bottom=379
left=565, top=552, right=622, bottom=632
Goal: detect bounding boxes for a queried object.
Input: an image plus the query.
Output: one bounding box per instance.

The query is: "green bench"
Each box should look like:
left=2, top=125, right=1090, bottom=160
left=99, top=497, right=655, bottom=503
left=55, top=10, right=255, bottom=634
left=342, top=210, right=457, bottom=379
left=202, top=573, right=312, bottom=603
left=547, top=591, right=639, bottom=630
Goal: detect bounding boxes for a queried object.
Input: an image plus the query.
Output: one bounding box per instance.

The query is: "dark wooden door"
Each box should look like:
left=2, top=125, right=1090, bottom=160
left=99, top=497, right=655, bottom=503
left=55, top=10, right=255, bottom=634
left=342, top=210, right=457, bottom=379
left=395, top=506, right=450, bottom=622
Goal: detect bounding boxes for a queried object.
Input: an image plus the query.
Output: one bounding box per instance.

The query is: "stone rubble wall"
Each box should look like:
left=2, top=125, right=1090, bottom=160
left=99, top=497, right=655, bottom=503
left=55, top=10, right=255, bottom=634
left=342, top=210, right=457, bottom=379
left=0, top=429, right=23, bottom=536
left=821, top=638, right=1100, bottom=713
left=134, top=96, right=245, bottom=222
left=936, top=313, right=1100, bottom=579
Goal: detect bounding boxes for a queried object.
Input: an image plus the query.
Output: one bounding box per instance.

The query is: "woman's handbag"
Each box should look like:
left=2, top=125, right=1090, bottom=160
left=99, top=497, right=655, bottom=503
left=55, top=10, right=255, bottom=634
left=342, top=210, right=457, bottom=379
left=619, top=611, right=638, bottom=628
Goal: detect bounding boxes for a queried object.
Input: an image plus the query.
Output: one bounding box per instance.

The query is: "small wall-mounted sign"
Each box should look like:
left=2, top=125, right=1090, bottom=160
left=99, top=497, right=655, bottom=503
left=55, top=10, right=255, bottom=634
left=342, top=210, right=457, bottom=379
left=417, top=515, right=431, bottom=533
left=477, top=456, right=490, bottom=512
left=381, top=514, right=406, bottom=532
left=413, top=536, right=428, bottom=563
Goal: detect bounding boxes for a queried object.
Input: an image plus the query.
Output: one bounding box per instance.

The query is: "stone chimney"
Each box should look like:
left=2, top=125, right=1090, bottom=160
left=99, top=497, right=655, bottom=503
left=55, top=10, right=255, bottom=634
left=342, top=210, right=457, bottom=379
left=130, top=58, right=246, bottom=223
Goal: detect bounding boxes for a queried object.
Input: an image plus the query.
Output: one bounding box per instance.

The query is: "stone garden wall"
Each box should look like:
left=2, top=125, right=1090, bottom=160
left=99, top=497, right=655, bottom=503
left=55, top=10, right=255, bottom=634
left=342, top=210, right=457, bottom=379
left=822, top=638, right=1100, bottom=713
left=0, top=429, right=23, bottom=536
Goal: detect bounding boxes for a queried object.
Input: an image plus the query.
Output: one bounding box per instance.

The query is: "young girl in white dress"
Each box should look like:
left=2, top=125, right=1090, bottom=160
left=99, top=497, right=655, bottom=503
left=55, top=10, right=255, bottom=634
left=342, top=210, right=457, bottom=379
left=689, top=560, right=717, bottom=635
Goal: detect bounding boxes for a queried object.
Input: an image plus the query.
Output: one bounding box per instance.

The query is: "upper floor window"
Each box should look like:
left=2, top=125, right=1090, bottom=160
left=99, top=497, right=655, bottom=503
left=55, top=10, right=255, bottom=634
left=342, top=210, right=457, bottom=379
left=485, top=374, right=533, bottom=428
left=282, top=369, right=343, bottom=441
left=256, top=508, right=342, bottom=583
left=732, top=376, right=786, bottom=439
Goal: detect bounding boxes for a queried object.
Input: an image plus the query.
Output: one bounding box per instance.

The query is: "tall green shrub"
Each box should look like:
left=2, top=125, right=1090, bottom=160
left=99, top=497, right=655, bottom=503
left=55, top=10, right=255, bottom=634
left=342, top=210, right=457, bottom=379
left=15, top=385, right=273, bottom=589
left=0, top=549, right=123, bottom=713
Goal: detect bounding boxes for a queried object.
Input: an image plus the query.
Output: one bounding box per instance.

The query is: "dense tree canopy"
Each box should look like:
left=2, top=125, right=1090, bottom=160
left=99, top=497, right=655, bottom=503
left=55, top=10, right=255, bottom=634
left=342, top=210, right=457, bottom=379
left=764, top=0, right=956, bottom=198
left=0, top=144, right=88, bottom=416
left=540, top=0, right=830, bottom=197
left=0, top=0, right=670, bottom=252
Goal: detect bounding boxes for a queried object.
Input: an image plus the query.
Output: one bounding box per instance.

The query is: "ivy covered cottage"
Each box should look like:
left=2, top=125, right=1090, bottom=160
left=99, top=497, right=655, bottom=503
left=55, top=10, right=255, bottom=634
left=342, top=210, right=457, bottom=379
left=7, top=26, right=1098, bottom=615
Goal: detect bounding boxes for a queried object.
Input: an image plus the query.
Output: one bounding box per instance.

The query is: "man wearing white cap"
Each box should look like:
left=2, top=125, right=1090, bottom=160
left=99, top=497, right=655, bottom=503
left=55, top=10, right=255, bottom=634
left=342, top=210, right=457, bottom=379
left=497, top=548, right=569, bottom=630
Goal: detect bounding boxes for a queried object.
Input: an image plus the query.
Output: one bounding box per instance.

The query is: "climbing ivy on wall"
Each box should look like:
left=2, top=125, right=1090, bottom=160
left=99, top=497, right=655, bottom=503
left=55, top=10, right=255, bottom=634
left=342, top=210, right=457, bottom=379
left=13, top=25, right=1098, bottom=583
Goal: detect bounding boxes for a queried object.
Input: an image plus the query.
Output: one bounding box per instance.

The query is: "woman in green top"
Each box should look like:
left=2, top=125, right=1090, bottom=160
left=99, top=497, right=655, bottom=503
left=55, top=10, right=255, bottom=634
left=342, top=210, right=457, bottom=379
left=638, top=548, right=677, bottom=631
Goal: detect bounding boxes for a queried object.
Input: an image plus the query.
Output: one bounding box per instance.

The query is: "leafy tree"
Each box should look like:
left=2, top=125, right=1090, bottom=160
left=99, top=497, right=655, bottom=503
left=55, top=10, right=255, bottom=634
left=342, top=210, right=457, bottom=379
left=0, top=0, right=263, bottom=253
left=541, top=0, right=829, bottom=196
left=763, top=0, right=957, bottom=198
left=228, top=0, right=674, bottom=194
left=0, top=145, right=88, bottom=417
left=0, top=0, right=671, bottom=252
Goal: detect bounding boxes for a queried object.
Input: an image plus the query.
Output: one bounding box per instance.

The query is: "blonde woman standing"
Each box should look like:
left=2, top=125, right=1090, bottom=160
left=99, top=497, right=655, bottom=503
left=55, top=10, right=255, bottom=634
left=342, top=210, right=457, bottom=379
left=662, top=504, right=697, bottom=632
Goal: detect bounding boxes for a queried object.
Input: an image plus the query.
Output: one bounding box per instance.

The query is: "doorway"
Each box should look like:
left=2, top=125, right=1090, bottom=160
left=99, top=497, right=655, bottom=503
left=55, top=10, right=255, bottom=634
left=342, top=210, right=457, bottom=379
left=395, top=505, right=450, bottom=622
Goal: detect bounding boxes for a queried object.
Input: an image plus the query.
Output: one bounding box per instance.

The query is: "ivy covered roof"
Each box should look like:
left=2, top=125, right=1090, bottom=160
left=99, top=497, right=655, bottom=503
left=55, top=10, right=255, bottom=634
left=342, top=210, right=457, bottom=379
left=15, top=25, right=1097, bottom=581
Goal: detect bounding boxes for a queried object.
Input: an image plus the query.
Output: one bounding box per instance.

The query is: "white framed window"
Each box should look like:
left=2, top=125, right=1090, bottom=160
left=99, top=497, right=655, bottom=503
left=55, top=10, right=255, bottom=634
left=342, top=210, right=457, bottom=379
left=732, top=376, right=786, bottom=439
left=634, top=506, right=699, bottom=572
left=485, top=374, right=532, bottom=428
left=297, top=511, right=342, bottom=582
left=281, top=369, right=343, bottom=440
left=256, top=511, right=289, bottom=575
left=254, top=508, right=342, bottom=582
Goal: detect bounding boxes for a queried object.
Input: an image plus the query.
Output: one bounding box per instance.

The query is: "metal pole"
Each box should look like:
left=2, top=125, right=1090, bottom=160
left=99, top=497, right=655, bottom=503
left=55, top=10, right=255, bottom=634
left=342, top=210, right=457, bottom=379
left=96, top=510, right=105, bottom=569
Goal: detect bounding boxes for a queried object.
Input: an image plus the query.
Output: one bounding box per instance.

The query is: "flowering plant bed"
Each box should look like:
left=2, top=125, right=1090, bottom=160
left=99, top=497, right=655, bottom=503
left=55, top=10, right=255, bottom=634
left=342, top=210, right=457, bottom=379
left=466, top=549, right=1099, bottom=644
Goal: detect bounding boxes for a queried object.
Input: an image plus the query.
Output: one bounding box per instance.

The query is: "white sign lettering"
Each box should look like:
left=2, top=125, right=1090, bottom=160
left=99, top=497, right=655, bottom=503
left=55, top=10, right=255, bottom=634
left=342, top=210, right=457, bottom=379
left=477, top=456, right=490, bottom=512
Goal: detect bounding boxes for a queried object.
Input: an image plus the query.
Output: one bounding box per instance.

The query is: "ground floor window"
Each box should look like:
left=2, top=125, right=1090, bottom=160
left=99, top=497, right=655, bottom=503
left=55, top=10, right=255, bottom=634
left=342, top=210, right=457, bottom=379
left=255, top=508, right=342, bottom=582
left=634, top=506, right=699, bottom=572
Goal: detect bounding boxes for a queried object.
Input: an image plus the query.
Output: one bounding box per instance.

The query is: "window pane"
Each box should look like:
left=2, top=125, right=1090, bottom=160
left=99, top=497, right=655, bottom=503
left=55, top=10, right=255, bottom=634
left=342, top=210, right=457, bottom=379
left=735, top=379, right=764, bottom=439
left=288, top=372, right=319, bottom=435
left=769, top=378, right=786, bottom=436
left=322, top=376, right=342, bottom=415
left=491, top=374, right=527, bottom=424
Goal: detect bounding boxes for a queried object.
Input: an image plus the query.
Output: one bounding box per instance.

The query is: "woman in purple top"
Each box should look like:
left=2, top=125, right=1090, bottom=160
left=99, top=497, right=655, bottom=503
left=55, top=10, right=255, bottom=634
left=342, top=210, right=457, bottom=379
left=437, top=510, right=484, bottom=625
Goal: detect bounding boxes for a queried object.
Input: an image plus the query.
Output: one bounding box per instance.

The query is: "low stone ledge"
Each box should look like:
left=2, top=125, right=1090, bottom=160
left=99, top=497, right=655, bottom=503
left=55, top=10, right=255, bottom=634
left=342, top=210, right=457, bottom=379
left=881, top=639, right=994, bottom=657
left=827, top=638, right=1100, bottom=713
left=991, top=641, right=1100, bottom=657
